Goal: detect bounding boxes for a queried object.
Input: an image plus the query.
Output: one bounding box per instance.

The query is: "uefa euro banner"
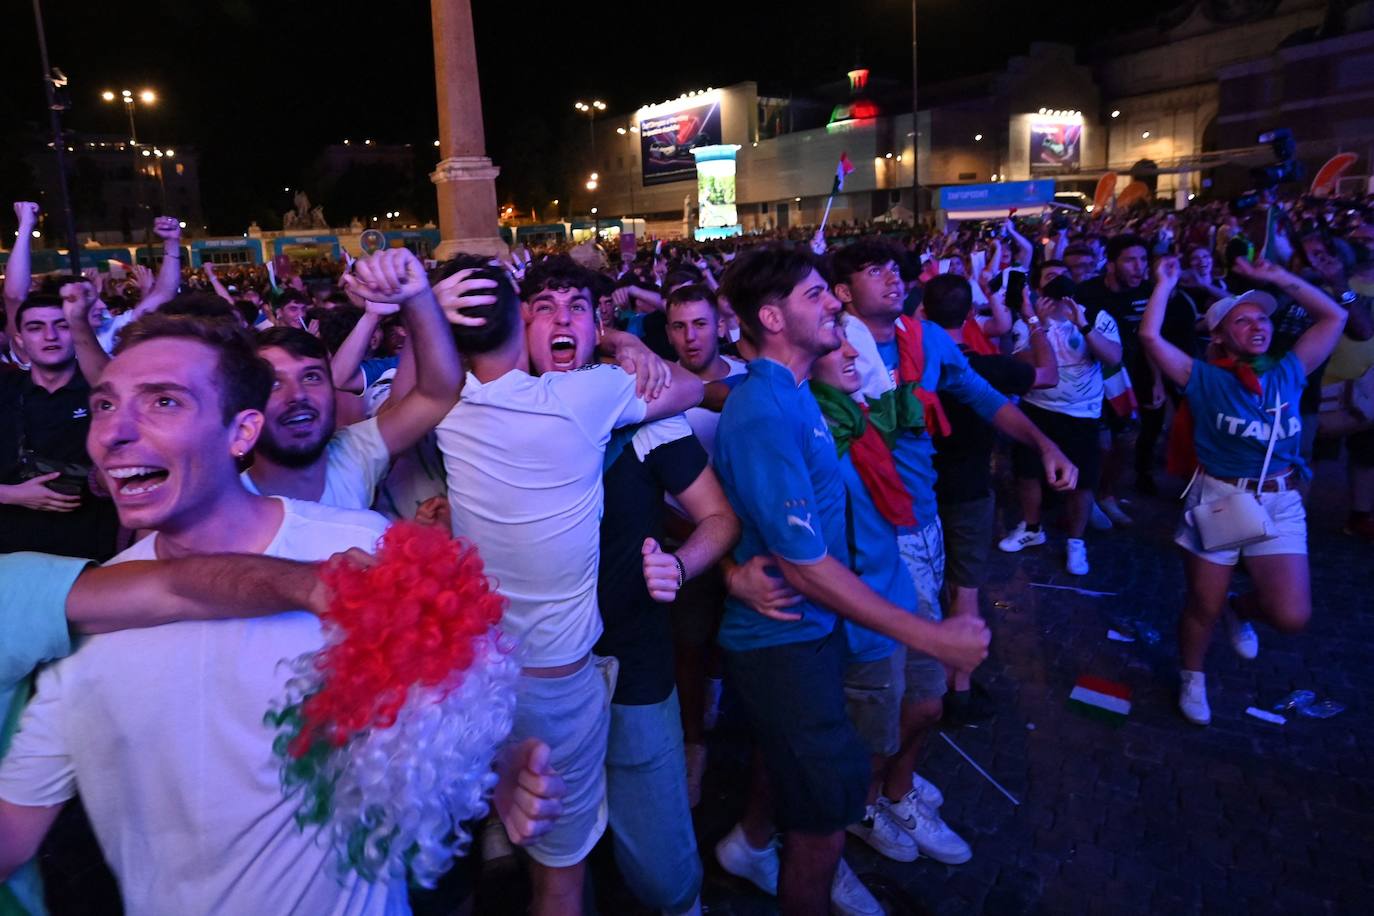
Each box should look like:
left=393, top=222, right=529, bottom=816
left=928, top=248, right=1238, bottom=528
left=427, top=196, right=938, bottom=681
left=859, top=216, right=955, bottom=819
left=638, top=92, right=724, bottom=186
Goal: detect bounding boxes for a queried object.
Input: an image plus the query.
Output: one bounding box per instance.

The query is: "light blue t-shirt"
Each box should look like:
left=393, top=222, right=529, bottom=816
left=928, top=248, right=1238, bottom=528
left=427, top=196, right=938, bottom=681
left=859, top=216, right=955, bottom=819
left=1184, top=352, right=1307, bottom=479
left=836, top=453, right=913, bottom=663
left=875, top=321, right=1007, bottom=529
left=1, top=552, right=90, bottom=916
left=715, top=359, right=847, bottom=652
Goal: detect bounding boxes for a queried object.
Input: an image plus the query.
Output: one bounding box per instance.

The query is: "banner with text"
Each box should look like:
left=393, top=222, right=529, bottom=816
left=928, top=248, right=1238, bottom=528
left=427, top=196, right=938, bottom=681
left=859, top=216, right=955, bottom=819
left=639, top=99, right=723, bottom=186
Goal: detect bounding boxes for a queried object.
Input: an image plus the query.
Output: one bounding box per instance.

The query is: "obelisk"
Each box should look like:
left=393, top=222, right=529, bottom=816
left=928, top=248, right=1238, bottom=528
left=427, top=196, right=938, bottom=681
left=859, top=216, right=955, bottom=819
left=430, top=0, right=506, bottom=259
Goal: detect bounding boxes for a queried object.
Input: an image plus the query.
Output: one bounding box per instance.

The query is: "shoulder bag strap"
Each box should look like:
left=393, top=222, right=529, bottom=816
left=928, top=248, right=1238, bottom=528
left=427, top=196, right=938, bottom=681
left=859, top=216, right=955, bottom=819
left=1254, top=391, right=1284, bottom=494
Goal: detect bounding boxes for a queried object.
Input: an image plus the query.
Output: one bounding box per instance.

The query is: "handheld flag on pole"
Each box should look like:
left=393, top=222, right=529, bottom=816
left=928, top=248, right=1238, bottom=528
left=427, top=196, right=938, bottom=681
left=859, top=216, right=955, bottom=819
left=821, top=153, right=855, bottom=230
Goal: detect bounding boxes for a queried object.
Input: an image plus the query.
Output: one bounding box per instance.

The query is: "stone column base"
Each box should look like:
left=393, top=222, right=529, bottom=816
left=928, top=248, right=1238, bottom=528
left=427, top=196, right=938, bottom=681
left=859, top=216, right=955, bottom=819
left=431, top=155, right=506, bottom=257
left=434, top=236, right=509, bottom=260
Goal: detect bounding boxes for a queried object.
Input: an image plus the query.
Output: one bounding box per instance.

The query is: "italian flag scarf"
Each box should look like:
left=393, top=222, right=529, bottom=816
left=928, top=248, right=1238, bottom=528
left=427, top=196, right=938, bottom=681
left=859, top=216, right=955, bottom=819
left=811, top=381, right=918, bottom=527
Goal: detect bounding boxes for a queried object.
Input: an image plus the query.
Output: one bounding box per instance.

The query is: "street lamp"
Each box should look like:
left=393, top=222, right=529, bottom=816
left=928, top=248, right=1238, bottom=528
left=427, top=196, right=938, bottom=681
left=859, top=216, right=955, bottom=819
left=575, top=98, right=607, bottom=173
left=616, top=123, right=639, bottom=224
left=103, top=85, right=160, bottom=257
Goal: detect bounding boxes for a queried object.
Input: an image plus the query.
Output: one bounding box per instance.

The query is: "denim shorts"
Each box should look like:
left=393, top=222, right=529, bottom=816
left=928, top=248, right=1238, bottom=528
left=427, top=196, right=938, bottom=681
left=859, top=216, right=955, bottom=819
left=724, top=629, right=869, bottom=833
left=508, top=655, right=616, bottom=867
left=605, top=691, right=703, bottom=912
left=897, top=519, right=949, bottom=703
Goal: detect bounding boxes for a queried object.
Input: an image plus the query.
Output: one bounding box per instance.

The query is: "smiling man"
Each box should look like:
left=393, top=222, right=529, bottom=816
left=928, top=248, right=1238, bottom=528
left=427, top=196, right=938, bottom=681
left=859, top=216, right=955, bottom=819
left=242, top=247, right=470, bottom=509
left=710, top=245, right=990, bottom=916
left=0, top=311, right=563, bottom=913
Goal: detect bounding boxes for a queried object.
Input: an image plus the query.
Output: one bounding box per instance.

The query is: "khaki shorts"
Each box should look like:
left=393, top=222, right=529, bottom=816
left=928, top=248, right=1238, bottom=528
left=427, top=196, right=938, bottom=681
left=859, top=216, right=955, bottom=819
left=1173, top=473, right=1308, bottom=567
left=842, top=652, right=902, bottom=758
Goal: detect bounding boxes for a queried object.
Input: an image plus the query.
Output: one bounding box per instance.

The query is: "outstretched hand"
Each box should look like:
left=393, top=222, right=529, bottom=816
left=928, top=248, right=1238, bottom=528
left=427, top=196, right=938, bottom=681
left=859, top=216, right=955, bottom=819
left=432, top=267, right=498, bottom=327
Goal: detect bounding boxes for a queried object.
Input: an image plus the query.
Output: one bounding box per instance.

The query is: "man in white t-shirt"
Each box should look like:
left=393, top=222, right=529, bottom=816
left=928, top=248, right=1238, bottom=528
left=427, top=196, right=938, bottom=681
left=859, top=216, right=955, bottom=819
left=999, top=274, right=1123, bottom=575
left=665, top=284, right=747, bottom=459
left=434, top=255, right=703, bottom=916
left=243, top=248, right=477, bottom=510
left=0, top=314, right=563, bottom=915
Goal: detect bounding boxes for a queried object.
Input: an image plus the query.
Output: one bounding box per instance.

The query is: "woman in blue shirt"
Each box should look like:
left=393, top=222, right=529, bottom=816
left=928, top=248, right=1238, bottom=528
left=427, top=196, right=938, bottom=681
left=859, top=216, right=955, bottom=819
left=1140, top=255, right=1347, bottom=726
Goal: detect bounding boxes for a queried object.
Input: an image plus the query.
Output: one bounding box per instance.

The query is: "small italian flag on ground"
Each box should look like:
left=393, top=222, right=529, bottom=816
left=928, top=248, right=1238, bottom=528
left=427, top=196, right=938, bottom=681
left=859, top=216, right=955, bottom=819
left=1068, top=675, right=1132, bottom=726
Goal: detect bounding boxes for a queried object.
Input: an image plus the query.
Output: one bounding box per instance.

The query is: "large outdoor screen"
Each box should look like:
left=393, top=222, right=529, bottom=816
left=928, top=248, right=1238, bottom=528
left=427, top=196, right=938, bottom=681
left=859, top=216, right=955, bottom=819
left=1029, top=121, right=1082, bottom=169
left=639, top=97, right=723, bottom=186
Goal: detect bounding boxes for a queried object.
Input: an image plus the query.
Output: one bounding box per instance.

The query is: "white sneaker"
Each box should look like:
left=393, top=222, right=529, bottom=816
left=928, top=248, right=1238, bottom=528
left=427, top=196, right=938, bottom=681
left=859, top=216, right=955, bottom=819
left=1179, top=671, right=1211, bottom=726
left=714, top=823, right=778, bottom=896
left=998, top=522, right=1047, bottom=553
left=684, top=742, right=706, bottom=809
left=1065, top=538, right=1089, bottom=576
left=1099, top=497, right=1133, bottom=527
left=912, top=773, right=944, bottom=809
left=846, top=802, right=918, bottom=862
left=885, top=792, right=972, bottom=864
left=830, top=858, right=884, bottom=916
left=1089, top=500, right=1114, bottom=531
left=1224, top=606, right=1259, bottom=660
left=702, top=676, right=723, bottom=731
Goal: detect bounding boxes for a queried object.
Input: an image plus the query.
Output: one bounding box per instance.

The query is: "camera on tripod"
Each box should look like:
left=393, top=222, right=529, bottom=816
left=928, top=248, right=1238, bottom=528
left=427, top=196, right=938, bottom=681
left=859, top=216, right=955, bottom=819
left=1235, top=128, right=1304, bottom=210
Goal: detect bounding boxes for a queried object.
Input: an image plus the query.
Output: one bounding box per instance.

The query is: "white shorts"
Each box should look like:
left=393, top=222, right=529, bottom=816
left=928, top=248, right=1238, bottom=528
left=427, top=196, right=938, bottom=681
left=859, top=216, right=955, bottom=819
left=1173, top=473, right=1307, bottom=567
left=508, top=655, right=617, bottom=867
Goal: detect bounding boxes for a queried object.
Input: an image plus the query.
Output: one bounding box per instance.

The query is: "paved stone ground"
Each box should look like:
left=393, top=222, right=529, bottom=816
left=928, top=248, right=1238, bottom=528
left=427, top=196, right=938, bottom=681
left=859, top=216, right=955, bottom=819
left=36, top=459, right=1372, bottom=915
left=585, top=456, right=1372, bottom=916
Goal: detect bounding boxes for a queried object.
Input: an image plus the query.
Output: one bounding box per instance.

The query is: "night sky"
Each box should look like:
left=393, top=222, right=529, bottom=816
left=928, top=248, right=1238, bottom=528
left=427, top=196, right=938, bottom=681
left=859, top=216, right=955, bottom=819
left=1, top=0, right=1150, bottom=234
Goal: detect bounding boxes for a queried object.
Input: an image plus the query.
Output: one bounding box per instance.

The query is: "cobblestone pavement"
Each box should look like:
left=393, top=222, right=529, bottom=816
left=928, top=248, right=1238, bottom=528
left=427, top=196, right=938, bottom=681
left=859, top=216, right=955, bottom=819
left=36, top=461, right=1372, bottom=915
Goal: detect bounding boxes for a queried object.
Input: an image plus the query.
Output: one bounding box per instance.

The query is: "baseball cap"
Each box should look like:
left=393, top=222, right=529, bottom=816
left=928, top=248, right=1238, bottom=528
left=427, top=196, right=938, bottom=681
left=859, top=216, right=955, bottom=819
left=1205, top=289, right=1277, bottom=331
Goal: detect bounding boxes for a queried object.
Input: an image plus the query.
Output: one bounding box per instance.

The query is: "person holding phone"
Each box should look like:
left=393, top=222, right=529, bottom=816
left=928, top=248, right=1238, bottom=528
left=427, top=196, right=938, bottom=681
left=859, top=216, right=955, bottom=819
left=998, top=274, right=1123, bottom=575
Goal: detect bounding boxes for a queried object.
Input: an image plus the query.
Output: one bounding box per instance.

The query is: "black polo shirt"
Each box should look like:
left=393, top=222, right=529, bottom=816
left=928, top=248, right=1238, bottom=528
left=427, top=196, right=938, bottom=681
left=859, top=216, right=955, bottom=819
left=0, top=366, right=118, bottom=559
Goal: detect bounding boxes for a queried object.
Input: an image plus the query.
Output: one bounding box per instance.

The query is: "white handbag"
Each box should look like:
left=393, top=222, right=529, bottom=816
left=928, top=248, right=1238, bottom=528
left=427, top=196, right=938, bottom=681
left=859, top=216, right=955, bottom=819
left=1183, top=392, right=1283, bottom=552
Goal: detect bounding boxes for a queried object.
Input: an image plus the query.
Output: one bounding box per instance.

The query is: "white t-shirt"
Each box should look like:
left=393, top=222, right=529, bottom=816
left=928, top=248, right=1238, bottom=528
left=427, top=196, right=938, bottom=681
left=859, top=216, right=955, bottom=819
left=0, top=499, right=402, bottom=916
left=435, top=365, right=646, bottom=667
left=1012, top=310, right=1120, bottom=419
left=95, top=309, right=138, bottom=355
left=243, top=416, right=392, bottom=510
left=683, top=355, right=747, bottom=464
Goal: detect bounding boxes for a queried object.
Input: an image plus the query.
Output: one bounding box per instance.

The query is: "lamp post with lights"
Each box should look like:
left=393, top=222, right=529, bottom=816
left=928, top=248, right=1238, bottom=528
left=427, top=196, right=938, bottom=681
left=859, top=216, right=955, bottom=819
left=615, top=124, right=639, bottom=222
left=574, top=99, right=607, bottom=173
left=29, top=0, right=81, bottom=274
left=102, top=87, right=159, bottom=259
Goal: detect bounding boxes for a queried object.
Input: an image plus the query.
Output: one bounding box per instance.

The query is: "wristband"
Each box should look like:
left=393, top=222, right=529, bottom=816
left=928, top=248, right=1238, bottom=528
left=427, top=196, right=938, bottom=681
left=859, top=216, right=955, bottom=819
left=672, top=554, right=686, bottom=590
left=1077, top=323, right=1091, bottom=335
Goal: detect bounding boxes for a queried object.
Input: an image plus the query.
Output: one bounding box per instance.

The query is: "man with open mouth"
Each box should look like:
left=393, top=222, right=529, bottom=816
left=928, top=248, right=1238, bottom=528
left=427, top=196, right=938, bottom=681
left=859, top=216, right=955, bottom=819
left=435, top=253, right=705, bottom=916
left=241, top=247, right=474, bottom=510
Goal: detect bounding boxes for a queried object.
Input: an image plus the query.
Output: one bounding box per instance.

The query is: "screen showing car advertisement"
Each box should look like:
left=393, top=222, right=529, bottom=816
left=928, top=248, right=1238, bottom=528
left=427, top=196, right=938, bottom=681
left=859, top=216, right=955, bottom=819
left=639, top=98, right=723, bottom=186
left=1029, top=121, right=1082, bottom=169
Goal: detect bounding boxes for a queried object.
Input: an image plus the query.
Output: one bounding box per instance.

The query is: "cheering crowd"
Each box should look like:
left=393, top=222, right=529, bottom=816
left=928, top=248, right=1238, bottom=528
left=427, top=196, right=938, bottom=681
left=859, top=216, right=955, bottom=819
left=1, top=187, right=1372, bottom=916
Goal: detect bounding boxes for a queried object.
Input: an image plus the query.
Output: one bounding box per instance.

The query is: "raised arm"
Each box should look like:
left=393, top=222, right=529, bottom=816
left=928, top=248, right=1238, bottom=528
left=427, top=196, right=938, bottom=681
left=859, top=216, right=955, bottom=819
left=349, top=249, right=472, bottom=455
left=1232, top=258, right=1347, bottom=375
left=202, top=261, right=235, bottom=304
left=1005, top=219, right=1033, bottom=269
left=328, top=298, right=383, bottom=393
left=1014, top=296, right=1060, bottom=389
left=61, top=284, right=111, bottom=382
left=1138, top=256, right=1194, bottom=389
left=5, top=203, right=39, bottom=344
left=132, top=217, right=185, bottom=315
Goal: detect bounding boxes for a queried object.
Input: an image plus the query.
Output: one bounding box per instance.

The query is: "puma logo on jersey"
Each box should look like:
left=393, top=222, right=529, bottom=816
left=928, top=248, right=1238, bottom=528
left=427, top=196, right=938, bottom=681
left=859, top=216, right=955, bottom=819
left=786, top=513, right=815, bottom=535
